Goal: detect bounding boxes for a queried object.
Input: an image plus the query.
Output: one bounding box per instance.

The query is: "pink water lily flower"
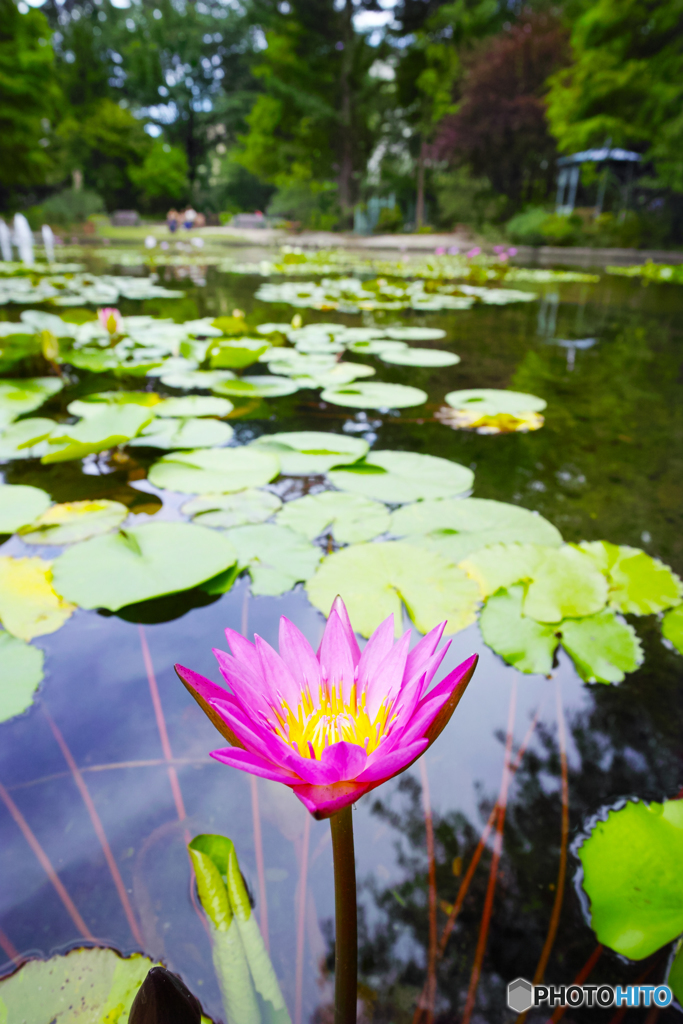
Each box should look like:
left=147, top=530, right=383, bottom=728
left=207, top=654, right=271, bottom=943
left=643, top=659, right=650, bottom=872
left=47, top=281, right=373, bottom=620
left=98, top=307, right=122, bottom=335
left=175, top=598, right=477, bottom=819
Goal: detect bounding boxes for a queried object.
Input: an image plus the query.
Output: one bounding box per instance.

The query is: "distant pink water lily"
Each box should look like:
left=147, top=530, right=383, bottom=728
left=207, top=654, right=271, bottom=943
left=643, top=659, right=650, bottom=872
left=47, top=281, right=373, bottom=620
left=98, top=307, right=122, bottom=335
left=175, top=598, right=477, bottom=819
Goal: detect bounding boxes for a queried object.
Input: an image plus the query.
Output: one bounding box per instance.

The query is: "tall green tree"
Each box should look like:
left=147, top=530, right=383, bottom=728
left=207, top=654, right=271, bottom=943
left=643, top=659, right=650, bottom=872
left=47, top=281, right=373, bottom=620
left=0, top=0, right=62, bottom=208
left=546, top=0, right=683, bottom=190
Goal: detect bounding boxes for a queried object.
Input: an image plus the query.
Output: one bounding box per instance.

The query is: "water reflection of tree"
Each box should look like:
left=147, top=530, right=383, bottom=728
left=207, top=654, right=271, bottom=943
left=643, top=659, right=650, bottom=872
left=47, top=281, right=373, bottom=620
left=358, top=635, right=683, bottom=1022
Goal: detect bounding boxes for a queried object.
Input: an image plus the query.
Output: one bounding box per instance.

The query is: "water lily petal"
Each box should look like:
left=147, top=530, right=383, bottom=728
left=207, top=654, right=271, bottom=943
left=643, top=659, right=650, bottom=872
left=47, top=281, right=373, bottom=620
left=212, top=648, right=277, bottom=720
left=291, top=780, right=373, bottom=819
left=278, top=616, right=322, bottom=700
left=319, top=608, right=357, bottom=702
left=254, top=633, right=301, bottom=709
left=318, top=740, right=368, bottom=780
left=328, top=594, right=361, bottom=665
left=357, top=616, right=395, bottom=694
left=211, top=748, right=302, bottom=784
left=174, top=664, right=244, bottom=748
left=364, top=629, right=411, bottom=719
left=355, top=739, right=429, bottom=782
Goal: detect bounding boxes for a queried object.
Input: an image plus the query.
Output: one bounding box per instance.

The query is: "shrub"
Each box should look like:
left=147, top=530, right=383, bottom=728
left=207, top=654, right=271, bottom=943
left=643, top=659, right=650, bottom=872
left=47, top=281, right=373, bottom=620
left=374, top=206, right=403, bottom=233
left=26, top=188, right=104, bottom=228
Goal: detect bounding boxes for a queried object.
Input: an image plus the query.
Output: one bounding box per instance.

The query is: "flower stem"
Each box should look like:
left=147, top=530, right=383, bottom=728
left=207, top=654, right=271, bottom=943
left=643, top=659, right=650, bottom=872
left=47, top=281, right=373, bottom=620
left=330, top=805, right=357, bottom=1024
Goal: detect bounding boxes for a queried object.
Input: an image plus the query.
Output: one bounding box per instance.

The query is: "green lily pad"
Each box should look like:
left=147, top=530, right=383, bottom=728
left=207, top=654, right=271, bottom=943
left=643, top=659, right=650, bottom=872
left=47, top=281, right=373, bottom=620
left=67, top=348, right=125, bottom=373
left=579, top=541, right=683, bottom=615
left=346, top=339, right=409, bottom=356
left=560, top=610, right=643, bottom=684
left=19, top=499, right=129, bottom=545
left=182, top=489, right=283, bottom=528
left=479, top=585, right=559, bottom=675
left=276, top=491, right=390, bottom=544
left=391, top=497, right=562, bottom=562
left=320, top=381, right=427, bottom=409
left=52, top=522, right=238, bottom=611
left=578, top=798, right=683, bottom=959
left=0, top=630, right=44, bottom=722
left=306, top=540, right=481, bottom=637
left=42, top=405, right=154, bottom=463
left=459, top=543, right=546, bottom=597
left=154, top=395, right=234, bottom=418
left=67, top=392, right=162, bottom=418
left=209, top=338, right=271, bottom=368
left=0, top=946, right=157, bottom=1022
left=148, top=447, right=280, bottom=494
left=383, top=327, right=446, bottom=341
left=662, top=604, right=683, bottom=654
left=0, top=484, right=51, bottom=533
left=379, top=348, right=460, bottom=367
left=293, top=363, right=376, bottom=389
left=329, top=450, right=474, bottom=504
left=0, top=377, right=63, bottom=427
left=668, top=942, right=683, bottom=1003
left=128, top=417, right=234, bottom=450
left=0, top=555, right=76, bottom=639
left=0, top=417, right=57, bottom=460
left=20, top=310, right=78, bottom=337
left=256, top=322, right=292, bottom=334
left=224, top=523, right=322, bottom=596
left=212, top=375, right=300, bottom=399
left=523, top=546, right=609, bottom=623
left=251, top=430, right=368, bottom=475
left=444, top=388, right=547, bottom=416
left=160, top=368, right=236, bottom=390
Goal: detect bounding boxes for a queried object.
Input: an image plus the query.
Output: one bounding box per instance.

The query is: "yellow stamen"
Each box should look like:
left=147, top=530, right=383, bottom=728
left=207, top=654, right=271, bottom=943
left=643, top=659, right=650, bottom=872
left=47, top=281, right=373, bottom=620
left=272, top=681, right=395, bottom=759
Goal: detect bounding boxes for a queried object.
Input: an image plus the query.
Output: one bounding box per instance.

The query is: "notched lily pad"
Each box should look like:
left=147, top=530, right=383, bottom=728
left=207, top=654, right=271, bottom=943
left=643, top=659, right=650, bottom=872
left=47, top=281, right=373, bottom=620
left=320, top=381, right=427, bottom=410
left=148, top=447, right=280, bottom=494
left=479, top=584, right=559, bottom=675
left=329, top=450, right=474, bottom=504
left=379, top=347, right=460, bottom=367
left=442, top=388, right=546, bottom=433
left=224, top=523, right=322, bottom=596
left=182, top=489, right=283, bottom=528
left=128, top=417, right=234, bottom=450
left=0, top=555, right=76, bottom=639
left=578, top=541, right=683, bottom=615
left=306, top=540, right=481, bottom=637
left=0, top=377, right=63, bottom=427
left=42, top=405, right=154, bottom=463
left=276, top=491, right=390, bottom=544
left=578, top=799, right=683, bottom=960
left=250, top=430, right=368, bottom=475
left=662, top=604, right=683, bottom=655
left=560, top=610, right=643, bottom=684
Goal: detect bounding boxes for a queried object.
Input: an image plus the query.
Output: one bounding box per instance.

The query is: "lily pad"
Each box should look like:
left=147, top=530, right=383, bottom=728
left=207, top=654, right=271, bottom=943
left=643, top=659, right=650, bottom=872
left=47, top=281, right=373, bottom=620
left=384, top=327, right=447, bottom=341
left=0, top=483, right=51, bottom=533
left=0, top=417, right=57, bottom=460
left=0, top=555, right=76, bottom=639
left=52, top=522, right=238, bottom=611
left=0, top=946, right=157, bottom=1022
left=67, top=392, right=162, bottom=418
left=379, top=348, right=460, bottom=367
left=662, top=604, right=683, bottom=654
left=223, top=523, right=322, bottom=596
left=128, top=417, right=234, bottom=450
left=444, top=388, right=546, bottom=417
left=560, top=610, right=643, bottom=684
left=479, top=585, right=559, bottom=675
left=578, top=541, right=683, bottom=615
left=276, top=491, right=390, bottom=543
left=257, top=322, right=292, bottom=334
left=0, top=630, right=44, bottom=722
left=154, top=395, right=234, bottom=418
left=346, top=339, right=409, bottom=356
left=209, top=338, right=270, bottom=368
left=182, top=488, right=283, bottom=528
left=306, top=540, right=481, bottom=637
left=148, top=447, right=280, bottom=494
left=212, top=375, right=300, bottom=399
left=0, top=377, right=63, bottom=427
left=320, top=381, right=427, bottom=409
left=42, top=404, right=154, bottom=463
left=390, top=497, right=562, bottom=562
left=20, top=310, right=78, bottom=336
left=459, top=543, right=546, bottom=597
left=578, top=798, right=683, bottom=959
left=160, top=368, right=236, bottom=391
left=251, top=430, right=368, bottom=475
left=19, top=499, right=129, bottom=545
left=329, top=450, right=474, bottom=504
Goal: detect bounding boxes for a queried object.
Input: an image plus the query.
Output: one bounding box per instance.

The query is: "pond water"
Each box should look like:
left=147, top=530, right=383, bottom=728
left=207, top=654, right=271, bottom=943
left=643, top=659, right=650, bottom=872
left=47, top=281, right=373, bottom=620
left=1, top=248, right=682, bottom=1023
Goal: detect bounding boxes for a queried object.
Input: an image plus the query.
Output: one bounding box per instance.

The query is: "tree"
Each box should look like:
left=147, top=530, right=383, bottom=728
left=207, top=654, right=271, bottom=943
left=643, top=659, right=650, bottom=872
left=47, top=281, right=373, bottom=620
left=0, top=0, right=62, bottom=207
left=434, top=13, right=569, bottom=212
left=546, top=0, right=683, bottom=191
left=128, top=140, right=189, bottom=212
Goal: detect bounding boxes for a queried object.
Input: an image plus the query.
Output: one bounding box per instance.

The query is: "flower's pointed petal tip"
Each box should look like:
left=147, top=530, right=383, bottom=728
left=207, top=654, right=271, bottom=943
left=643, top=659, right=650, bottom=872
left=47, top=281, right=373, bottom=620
left=210, top=747, right=301, bottom=785
left=424, top=652, right=479, bottom=746
left=324, top=594, right=361, bottom=663
left=174, top=663, right=244, bottom=749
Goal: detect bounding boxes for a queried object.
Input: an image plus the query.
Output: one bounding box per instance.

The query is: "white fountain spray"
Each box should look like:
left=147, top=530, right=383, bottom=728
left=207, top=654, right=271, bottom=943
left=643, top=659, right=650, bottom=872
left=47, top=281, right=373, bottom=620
left=13, top=214, right=34, bottom=267
left=41, top=224, right=55, bottom=263
left=0, top=220, right=12, bottom=262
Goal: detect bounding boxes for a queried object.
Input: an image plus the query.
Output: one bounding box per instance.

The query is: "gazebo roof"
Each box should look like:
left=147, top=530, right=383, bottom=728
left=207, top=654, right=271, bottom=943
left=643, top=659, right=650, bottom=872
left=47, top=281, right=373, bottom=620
left=557, top=147, right=641, bottom=167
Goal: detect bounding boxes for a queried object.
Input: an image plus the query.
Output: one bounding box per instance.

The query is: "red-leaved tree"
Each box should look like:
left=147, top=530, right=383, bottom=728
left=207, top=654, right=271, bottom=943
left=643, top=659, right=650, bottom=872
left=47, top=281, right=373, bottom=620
left=433, top=12, right=570, bottom=209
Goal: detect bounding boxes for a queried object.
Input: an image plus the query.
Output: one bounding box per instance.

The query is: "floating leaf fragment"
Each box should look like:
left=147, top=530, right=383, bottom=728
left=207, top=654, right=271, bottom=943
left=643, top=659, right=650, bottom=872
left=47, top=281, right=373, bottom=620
left=662, top=604, right=683, bottom=655
left=0, top=556, right=76, bottom=639
left=0, top=630, right=44, bottom=722
left=19, top=499, right=129, bottom=545
left=0, top=483, right=51, bottom=533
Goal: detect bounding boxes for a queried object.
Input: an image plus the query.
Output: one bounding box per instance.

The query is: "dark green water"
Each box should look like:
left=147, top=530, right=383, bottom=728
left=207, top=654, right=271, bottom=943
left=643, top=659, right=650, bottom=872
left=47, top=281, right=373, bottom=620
left=1, top=256, right=682, bottom=1022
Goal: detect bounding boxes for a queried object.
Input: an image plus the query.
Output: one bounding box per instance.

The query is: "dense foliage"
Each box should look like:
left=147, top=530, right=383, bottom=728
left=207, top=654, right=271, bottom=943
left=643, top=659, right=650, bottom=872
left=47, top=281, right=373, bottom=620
left=0, top=0, right=680, bottom=237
